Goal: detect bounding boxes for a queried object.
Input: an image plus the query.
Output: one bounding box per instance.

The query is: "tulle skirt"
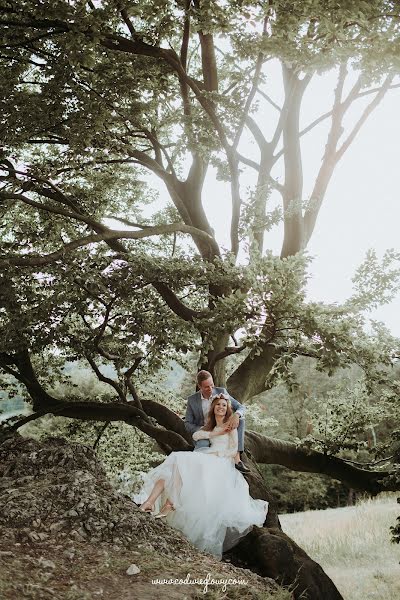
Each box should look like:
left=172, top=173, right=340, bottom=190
left=133, top=450, right=268, bottom=558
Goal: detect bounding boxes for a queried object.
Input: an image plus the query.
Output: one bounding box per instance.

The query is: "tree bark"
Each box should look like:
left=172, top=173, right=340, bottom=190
left=245, top=431, right=395, bottom=494
left=252, top=148, right=274, bottom=254
left=228, top=526, right=344, bottom=600
left=280, top=66, right=308, bottom=258
left=227, top=344, right=278, bottom=403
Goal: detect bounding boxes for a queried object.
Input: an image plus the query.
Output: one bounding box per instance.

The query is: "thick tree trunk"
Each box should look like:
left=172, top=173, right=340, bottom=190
left=227, top=344, right=277, bottom=403
left=202, top=332, right=231, bottom=386
left=280, top=66, right=307, bottom=258
left=229, top=526, right=343, bottom=600
left=225, top=454, right=344, bottom=599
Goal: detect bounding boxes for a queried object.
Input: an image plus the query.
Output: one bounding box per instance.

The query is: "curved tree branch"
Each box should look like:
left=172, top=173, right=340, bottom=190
left=208, top=344, right=248, bottom=370
left=5, top=400, right=191, bottom=451
left=232, top=15, right=269, bottom=150
left=0, top=224, right=219, bottom=268
left=85, top=354, right=126, bottom=403
left=335, top=73, right=394, bottom=162
left=1, top=348, right=191, bottom=450
left=303, top=71, right=394, bottom=245
left=245, top=431, right=397, bottom=494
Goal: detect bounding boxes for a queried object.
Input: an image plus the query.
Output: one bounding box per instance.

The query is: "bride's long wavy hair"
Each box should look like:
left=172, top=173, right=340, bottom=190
left=203, top=394, right=233, bottom=431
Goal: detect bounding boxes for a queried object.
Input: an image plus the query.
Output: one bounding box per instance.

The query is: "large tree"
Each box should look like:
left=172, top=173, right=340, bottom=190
left=1, top=1, right=400, bottom=598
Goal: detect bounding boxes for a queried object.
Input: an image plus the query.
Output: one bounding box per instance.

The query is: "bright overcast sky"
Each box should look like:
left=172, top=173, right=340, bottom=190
left=137, top=61, right=400, bottom=337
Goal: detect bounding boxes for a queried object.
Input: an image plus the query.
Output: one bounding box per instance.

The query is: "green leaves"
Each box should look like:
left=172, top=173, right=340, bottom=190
left=302, top=381, right=393, bottom=455
left=349, top=248, right=400, bottom=311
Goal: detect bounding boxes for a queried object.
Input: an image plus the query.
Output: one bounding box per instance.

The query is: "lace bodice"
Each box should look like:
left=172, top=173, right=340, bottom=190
left=192, top=426, right=238, bottom=458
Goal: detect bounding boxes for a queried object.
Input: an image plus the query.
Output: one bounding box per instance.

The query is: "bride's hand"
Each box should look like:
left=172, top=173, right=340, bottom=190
left=210, top=426, right=230, bottom=437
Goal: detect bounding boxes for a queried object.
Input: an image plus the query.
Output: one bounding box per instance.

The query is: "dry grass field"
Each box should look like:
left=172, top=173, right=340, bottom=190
left=280, top=494, right=400, bottom=600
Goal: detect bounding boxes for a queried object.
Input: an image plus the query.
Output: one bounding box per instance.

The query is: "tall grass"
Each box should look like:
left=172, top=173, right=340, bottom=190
left=280, top=494, right=400, bottom=600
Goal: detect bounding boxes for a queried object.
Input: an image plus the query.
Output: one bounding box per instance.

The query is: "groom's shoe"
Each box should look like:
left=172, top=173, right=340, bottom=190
left=235, top=460, right=250, bottom=473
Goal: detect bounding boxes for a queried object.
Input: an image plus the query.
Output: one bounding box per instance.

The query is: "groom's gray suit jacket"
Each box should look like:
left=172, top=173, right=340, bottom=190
left=184, top=387, right=246, bottom=449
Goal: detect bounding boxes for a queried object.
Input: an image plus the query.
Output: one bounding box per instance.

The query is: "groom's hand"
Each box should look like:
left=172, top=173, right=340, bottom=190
left=225, top=413, right=240, bottom=431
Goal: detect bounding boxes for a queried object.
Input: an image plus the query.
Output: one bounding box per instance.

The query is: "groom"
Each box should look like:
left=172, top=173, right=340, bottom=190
left=184, top=370, right=249, bottom=473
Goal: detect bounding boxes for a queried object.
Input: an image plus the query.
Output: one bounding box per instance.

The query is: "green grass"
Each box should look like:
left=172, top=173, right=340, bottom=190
left=280, top=494, right=400, bottom=600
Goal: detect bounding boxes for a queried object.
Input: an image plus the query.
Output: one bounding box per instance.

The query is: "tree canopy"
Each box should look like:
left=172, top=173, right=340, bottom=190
left=1, top=2, right=400, bottom=598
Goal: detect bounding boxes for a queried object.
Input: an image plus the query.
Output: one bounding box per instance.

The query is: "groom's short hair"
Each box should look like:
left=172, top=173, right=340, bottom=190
left=197, top=370, right=212, bottom=385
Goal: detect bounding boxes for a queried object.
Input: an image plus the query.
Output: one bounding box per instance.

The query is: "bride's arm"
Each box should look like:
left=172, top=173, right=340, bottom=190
left=214, top=429, right=238, bottom=458
left=192, top=428, right=211, bottom=441
left=226, top=428, right=238, bottom=457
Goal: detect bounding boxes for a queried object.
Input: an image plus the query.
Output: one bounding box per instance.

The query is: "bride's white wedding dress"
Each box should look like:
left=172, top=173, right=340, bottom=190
left=134, top=427, right=268, bottom=558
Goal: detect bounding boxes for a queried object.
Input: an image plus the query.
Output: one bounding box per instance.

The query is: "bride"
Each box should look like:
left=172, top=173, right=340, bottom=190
left=134, top=394, right=268, bottom=558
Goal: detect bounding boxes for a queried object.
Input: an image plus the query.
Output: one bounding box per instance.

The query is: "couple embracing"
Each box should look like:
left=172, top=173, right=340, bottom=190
left=186, top=370, right=249, bottom=473
left=135, top=370, right=268, bottom=558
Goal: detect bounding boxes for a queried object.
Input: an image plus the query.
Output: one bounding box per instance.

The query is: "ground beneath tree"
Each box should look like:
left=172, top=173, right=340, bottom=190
left=0, top=435, right=291, bottom=599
